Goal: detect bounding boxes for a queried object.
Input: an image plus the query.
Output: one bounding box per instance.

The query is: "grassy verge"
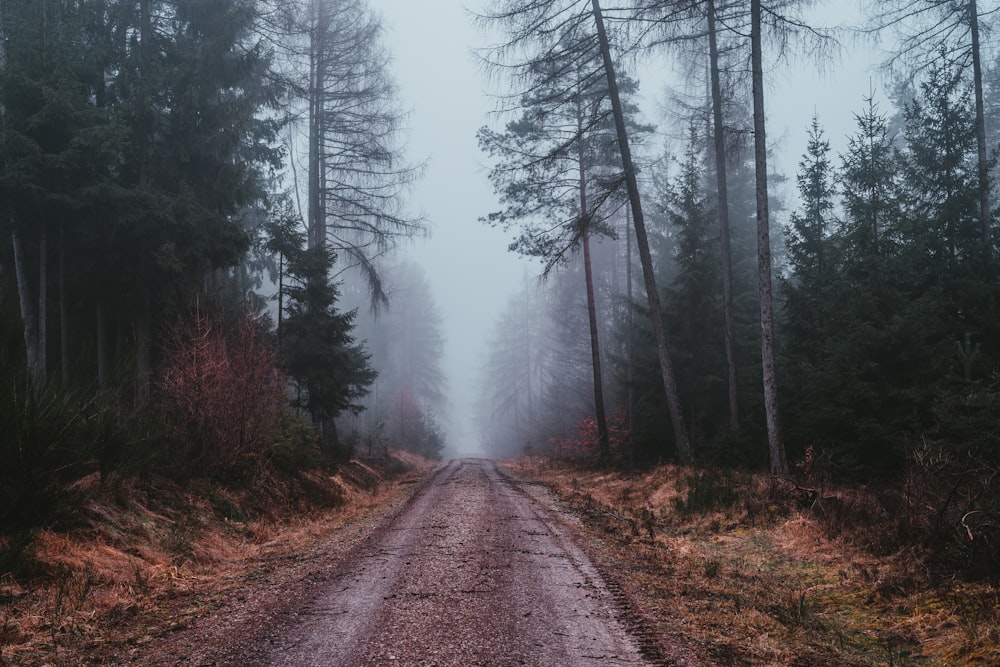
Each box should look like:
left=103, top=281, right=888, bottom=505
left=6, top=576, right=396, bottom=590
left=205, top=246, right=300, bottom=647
left=506, top=458, right=1000, bottom=666
left=0, top=451, right=432, bottom=665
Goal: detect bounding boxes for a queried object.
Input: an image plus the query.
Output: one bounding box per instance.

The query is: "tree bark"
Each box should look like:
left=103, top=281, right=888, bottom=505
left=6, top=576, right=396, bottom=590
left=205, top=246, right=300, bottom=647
left=136, top=287, right=151, bottom=402
left=136, top=0, right=152, bottom=400
left=96, top=291, right=107, bottom=387
left=307, top=0, right=325, bottom=251
left=625, top=207, right=634, bottom=469
left=590, top=0, right=692, bottom=465
left=38, top=221, right=47, bottom=379
left=576, top=104, right=610, bottom=458
left=969, top=0, right=991, bottom=262
left=60, top=223, right=68, bottom=384
left=708, top=0, right=740, bottom=437
left=751, top=0, right=787, bottom=475
left=583, top=227, right=610, bottom=457
left=12, top=230, right=40, bottom=380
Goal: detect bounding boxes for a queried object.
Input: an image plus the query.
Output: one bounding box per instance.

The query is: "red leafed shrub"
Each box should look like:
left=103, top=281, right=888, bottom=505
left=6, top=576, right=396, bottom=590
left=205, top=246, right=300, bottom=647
left=549, top=407, right=630, bottom=459
left=157, top=304, right=287, bottom=477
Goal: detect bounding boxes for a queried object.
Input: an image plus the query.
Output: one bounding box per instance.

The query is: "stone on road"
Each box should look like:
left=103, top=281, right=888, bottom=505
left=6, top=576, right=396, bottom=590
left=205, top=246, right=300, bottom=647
left=262, top=458, right=650, bottom=666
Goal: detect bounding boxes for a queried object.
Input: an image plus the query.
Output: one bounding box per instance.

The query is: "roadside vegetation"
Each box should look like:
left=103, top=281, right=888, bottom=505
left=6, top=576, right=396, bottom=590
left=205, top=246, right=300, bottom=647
left=0, top=435, right=428, bottom=665
left=510, top=457, right=1000, bottom=666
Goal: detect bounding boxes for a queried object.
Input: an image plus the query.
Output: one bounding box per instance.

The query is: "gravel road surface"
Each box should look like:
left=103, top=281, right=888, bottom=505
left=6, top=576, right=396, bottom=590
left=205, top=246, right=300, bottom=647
left=257, top=458, right=651, bottom=666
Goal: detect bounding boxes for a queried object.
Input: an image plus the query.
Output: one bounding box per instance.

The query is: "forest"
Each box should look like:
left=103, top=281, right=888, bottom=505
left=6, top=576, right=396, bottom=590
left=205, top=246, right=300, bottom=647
left=1, top=0, right=998, bottom=588
left=0, top=0, right=446, bottom=536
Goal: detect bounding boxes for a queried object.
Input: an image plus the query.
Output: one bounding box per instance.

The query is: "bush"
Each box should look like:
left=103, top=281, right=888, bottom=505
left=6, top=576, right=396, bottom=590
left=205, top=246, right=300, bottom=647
left=813, top=442, right=1000, bottom=579
left=0, top=323, right=137, bottom=529
left=156, top=304, right=287, bottom=479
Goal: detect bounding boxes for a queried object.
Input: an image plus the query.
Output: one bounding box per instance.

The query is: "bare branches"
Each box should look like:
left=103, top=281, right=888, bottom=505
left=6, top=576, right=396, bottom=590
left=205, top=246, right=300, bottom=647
left=277, top=0, right=425, bottom=307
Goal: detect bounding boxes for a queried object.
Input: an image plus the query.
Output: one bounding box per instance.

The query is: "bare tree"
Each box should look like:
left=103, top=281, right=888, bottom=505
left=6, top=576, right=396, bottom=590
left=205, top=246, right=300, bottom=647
left=590, top=0, right=694, bottom=464
left=274, top=0, right=425, bottom=305
left=707, top=0, right=741, bottom=437
left=750, top=0, right=787, bottom=474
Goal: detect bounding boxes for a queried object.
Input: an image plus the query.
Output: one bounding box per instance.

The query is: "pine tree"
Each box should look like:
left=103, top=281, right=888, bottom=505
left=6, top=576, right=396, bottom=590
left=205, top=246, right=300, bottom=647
left=275, top=223, right=376, bottom=456
left=664, top=126, right=723, bottom=446
left=780, top=115, right=842, bottom=461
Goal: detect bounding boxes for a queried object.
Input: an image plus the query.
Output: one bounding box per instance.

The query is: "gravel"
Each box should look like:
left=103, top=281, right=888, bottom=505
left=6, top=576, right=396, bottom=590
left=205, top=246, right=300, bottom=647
left=261, top=458, right=650, bottom=666
left=110, top=459, right=659, bottom=666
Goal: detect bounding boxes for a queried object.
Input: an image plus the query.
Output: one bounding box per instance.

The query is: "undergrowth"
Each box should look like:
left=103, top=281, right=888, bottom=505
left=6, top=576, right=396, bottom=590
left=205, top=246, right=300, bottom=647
left=0, top=453, right=422, bottom=664
left=510, top=457, right=1000, bottom=666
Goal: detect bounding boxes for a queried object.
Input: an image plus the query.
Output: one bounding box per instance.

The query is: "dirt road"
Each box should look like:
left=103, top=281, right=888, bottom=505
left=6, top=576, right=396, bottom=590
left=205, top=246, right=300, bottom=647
left=249, top=458, right=650, bottom=666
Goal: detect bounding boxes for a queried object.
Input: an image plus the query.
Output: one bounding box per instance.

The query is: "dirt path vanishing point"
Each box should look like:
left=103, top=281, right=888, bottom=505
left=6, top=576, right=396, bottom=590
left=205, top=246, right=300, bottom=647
left=235, top=458, right=655, bottom=666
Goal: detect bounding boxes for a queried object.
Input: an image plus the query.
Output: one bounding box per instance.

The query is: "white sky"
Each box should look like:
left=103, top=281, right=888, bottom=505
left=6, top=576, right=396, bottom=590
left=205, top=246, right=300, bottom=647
left=367, top=0, right=887, bottom=456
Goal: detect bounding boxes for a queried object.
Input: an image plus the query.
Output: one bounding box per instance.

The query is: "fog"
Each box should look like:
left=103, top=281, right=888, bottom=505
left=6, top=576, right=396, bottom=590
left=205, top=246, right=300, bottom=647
left=366, top=0, right=884, bottom=457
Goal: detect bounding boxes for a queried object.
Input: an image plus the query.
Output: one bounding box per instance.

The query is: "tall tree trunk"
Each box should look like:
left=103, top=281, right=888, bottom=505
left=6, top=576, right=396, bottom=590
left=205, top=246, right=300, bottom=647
left=708, top=0, right=740, bottom=437
left=38, top=221, right=47, bottom=379
left=12, top=230, right=40, bottom=380
left=136, top=287, right=151, bottom=402
left=307, top=0, right=325, bottom=250
left=590, top=0, right=692, bottom=464
left=625, top=207, right=635, bottom=469
left=583, top=227, right=610, bottom=457
left=138, top=0, right=150, bottom=189
left=969, top=0, right=991, bottom=262
left=751, top=0, right=787, bottom=475
left=277, top=252, right=284, bottom=347
left=60, top=223, right=68, bottom=384
left=136, top=0, right=152, bottom=400
left=577, top=109, right=610, bottom=458
left=96, top=291, right=107, bottom=387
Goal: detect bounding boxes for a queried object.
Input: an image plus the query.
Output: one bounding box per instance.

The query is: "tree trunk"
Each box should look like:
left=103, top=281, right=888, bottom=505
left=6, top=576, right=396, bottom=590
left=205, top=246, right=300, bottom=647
left=277, top=251, right=284, bottom=347
left=136, top=287, right=151, bottom=402
left=577, top=106, right=610, bottom=458
left=138, top=0, right=150, bottom=189
left=583, top=227, right=611, bottom=457
left=708, top=0, right=740, bottom=437
left=590, top=0, right=692, bottom=465
left=625, top=207, right=635, bottom=469
left=96, top=291, right=107, bottom=387
left=751, top=0, right=787, bottom=475
left=12, top=230, right=40, bottom=380
left=969, top=0, right=991, bottom=262
left=136, top=0, right=152, bottom=401
left=307, top=0, right=325, bottom=250
left=60, top=223, right=68, bottom=384
left=38, top=221, right=47, bottom=379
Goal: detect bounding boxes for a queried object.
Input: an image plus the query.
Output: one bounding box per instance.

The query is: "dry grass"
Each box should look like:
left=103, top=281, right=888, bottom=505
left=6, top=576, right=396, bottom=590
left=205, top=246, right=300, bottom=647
left=506, top=458, right=1000, bottom=666
left=0, top=452, right=433, bottom=665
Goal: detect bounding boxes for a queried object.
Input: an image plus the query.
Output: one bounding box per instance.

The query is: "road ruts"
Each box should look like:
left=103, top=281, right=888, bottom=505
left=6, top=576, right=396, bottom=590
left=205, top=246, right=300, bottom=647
left=261, top=458, right=651, bottom=666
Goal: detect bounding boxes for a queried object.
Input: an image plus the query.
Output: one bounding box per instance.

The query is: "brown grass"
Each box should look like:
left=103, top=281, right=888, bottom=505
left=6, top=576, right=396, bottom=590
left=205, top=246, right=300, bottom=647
left=0, top=452, right=433, bottom=665
left=505, top=458, right=1000, bottom=666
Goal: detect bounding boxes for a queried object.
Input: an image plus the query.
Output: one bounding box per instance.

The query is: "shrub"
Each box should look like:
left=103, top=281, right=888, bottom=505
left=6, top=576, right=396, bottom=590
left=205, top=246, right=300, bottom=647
left=156, top=304, right=287, bottom=479
left=0, top=325, right=137, bottom=529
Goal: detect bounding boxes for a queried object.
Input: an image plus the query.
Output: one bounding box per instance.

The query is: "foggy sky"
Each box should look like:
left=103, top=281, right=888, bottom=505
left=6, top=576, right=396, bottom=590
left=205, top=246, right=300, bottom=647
left=367, top=0, right=884, bottom=456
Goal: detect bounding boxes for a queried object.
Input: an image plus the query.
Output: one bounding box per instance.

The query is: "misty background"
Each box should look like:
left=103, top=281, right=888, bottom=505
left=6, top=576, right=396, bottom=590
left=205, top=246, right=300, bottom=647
left=364, top=0, right=877, bottom=456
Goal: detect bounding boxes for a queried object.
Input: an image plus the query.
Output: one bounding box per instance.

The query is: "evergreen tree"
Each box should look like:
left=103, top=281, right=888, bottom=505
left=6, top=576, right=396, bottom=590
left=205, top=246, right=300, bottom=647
left=663, top=126, right=723, bottom=447
left=840, top=94, right=901, bottom=265
left=780, top=115, right=843, bottom=463
left=275, top=223, right=376, bottom=456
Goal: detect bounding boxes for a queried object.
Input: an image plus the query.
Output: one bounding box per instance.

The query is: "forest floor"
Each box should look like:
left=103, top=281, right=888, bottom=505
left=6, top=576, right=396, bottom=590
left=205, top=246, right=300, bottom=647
left=507, top=458, right=1000, bottom=666
left=0, top=451, right=433, bottom=666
